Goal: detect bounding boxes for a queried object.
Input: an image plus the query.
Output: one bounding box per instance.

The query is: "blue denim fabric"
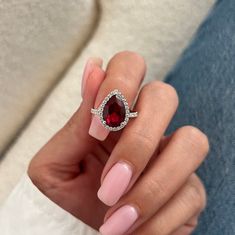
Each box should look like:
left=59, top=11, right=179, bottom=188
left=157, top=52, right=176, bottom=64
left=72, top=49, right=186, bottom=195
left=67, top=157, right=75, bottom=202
left=165, top=0, right=235, bottom=234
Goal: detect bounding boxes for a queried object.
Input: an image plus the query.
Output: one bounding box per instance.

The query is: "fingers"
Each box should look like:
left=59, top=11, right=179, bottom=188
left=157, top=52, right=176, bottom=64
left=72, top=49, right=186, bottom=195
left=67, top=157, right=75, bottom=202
left=132, top=174, right=206, bottom=235
left=28, top=59, right=105, bottom=181
left=100, top=174, right=205, bottom=235
left=89, top=51, right=146, bottom=141
left=100, top=126, right=209, bottom=234
left=98, top=81, right=179, bottom=206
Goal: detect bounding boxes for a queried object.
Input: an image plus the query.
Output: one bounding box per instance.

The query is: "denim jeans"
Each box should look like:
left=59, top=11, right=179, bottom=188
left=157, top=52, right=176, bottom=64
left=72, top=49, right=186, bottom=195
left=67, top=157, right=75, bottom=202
left=165, top=0, right=235, bottom=234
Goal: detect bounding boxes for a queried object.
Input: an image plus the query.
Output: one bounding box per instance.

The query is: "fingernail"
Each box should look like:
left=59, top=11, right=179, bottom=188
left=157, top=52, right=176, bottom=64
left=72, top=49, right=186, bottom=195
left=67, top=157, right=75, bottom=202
left=89, top=115, right=110, bottom=141
left=98, top=162, right=132, bottom=206
left=81, top=58, right=102, bottom=98
left=99, top=205, right=138, bottom=235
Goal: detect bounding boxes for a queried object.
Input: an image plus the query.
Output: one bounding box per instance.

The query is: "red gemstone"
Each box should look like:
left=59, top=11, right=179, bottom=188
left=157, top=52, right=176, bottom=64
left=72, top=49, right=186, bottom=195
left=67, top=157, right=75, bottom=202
left=103, top=95, right=126, bottom=127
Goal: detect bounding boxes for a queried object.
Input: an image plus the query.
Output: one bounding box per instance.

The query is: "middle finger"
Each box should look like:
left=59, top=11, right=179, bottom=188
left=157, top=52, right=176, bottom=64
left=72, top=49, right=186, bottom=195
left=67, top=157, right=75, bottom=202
left=98, top=81, right=179, bottom=206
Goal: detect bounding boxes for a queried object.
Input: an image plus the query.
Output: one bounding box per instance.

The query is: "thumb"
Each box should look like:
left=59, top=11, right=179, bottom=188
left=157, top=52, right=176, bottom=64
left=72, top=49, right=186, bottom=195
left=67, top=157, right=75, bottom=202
left=29, top=58, right=105, bottom=170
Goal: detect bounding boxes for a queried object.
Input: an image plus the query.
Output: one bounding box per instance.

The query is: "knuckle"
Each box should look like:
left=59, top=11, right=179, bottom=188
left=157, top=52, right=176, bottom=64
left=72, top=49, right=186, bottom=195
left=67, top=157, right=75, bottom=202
left=186, top=176, right=207, bottom=212
left=129, top=130, right=155, bottom=156
left=112, top=50, right=146, bottom=71
left=138, top=178, right=167, bottom=210
left=106, top=51, right=146, bottom=86
left=148, top=222, right=167, bottom=235
left=193, top=176, right=207, bottom=209
left=128, top=179, right=167, bottom=218
left=142, top=81, right=179, bottom=106
left=112, top=74, right=135, bottom=91
left=116, top=50, right=146, bottom=64
left=176, top=126, right=210, bottom=155
left=135, top=225, right=166, bottom=235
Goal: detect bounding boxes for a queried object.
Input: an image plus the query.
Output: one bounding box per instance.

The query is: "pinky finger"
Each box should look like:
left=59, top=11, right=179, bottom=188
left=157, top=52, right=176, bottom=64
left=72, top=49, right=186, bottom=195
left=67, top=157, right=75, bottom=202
left=131, top=174, right=206, bottom=235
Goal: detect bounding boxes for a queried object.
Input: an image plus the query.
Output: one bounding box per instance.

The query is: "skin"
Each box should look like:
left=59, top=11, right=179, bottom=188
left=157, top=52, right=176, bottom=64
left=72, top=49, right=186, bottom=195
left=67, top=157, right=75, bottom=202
left=28, top=51, right=209, bottom=235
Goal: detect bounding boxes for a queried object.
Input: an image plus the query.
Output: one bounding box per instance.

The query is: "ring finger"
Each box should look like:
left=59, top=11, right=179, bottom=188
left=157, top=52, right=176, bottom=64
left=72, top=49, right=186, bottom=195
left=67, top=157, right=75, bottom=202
left=100, top=125, right=209, bottom=234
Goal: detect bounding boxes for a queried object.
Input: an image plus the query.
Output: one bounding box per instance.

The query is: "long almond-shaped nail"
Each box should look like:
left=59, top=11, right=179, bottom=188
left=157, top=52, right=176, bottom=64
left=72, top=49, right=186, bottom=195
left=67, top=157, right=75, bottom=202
left=81, top=58, right=102, bottom=98
left=98, top=162, right=132, bottom=206
left=99, top=205, right=138, bottom=235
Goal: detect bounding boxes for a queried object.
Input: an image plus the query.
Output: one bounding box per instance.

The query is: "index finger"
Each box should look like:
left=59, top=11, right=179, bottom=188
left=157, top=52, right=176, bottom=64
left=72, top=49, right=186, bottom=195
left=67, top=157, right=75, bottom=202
left=88, top=51, right=146, bottom=141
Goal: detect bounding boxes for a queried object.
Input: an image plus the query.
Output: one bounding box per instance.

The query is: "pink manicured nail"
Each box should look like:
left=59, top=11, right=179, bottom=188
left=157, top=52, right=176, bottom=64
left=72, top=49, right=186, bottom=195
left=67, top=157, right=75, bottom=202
left=89, top=115, right=110, bottom=141
left=98, top=162, right=132, bottom=206
left=99, top=205, right=138, bottom=235
left=81, top=58, right=102, bottom=98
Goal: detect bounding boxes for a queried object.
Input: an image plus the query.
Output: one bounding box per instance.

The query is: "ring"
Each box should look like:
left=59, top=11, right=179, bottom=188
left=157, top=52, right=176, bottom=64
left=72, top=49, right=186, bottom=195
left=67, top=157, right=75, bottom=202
left=91, top=89, right=138, bottom=131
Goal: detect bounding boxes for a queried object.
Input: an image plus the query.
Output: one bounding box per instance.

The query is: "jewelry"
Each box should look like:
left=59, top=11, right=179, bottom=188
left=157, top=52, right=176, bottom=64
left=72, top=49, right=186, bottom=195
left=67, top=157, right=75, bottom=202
left=91, top=89, right=138, bottom=131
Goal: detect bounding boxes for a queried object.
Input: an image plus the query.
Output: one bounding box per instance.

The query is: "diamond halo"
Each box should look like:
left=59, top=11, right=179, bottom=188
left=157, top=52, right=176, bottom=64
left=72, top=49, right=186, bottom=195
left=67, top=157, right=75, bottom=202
left=91, top=89, right=138, bottom=131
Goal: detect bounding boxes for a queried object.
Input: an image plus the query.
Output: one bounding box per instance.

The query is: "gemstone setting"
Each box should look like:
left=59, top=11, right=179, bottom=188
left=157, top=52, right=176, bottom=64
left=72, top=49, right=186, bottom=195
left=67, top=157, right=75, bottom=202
left=91, top=89, right=138, bottom=131
left=103, top=95, right=126, bottom=127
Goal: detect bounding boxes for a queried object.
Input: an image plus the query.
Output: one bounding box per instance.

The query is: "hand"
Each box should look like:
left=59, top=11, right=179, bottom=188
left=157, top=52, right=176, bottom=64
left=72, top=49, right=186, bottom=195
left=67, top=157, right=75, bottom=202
left=28, top=51, right=209, bottom=235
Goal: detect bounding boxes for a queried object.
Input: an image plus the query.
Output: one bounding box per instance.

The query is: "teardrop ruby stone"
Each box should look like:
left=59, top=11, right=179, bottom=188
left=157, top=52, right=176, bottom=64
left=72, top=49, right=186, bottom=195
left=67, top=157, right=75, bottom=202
left=103, top=95, right=126, bottom=127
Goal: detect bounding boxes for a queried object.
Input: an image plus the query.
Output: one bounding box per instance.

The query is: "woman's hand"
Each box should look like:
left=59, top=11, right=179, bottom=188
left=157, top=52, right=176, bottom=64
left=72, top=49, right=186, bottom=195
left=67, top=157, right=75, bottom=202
left=28, top=51, right=209, bottom=235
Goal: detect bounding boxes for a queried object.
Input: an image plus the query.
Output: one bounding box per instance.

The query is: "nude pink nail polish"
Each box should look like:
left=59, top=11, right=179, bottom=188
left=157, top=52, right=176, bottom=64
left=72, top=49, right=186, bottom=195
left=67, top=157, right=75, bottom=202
left=81, top=60, right=93, bottom=98
left=99, top=205, right=138, bottom=235
left=81, top=58, right=103, bottom=98
left=97, top=162, right=132, bottom=206
left=88, top=115, right=110, bottom=141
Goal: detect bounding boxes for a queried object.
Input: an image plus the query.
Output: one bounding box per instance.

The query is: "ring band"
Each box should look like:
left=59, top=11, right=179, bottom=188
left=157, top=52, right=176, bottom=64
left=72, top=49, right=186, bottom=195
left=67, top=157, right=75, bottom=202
left=90, top=109, right=138, bottom=118
left=91, top=89, right=138, bottom=131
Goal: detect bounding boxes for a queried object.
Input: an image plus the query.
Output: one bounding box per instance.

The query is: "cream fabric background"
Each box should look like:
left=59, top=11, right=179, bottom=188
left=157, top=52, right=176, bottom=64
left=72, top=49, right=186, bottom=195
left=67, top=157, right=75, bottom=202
left=0, top=175, right=99, bottom=235
left=0, top=0, right=215, bottom=204
left=0, top=0, right=98, bottom=153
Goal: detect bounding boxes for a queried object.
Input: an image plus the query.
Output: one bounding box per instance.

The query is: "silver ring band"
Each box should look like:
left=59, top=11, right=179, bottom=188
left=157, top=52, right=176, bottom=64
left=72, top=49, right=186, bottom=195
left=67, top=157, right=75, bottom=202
left=91, top=108, right=138, bottom=118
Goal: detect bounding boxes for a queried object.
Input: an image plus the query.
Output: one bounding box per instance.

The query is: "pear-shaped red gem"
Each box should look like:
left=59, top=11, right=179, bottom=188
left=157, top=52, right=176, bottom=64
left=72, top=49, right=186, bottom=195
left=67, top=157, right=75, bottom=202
left=103, top=95, right=126, bottom=127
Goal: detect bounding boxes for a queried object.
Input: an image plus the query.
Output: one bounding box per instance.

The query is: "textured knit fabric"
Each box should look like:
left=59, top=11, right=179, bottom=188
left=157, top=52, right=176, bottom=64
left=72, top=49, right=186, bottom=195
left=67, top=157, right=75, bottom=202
left=166, top=0, right=235, bottom=234
left=0, top=0, right=98, bottom=153
left=0, top=174, right=99, bottom=235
